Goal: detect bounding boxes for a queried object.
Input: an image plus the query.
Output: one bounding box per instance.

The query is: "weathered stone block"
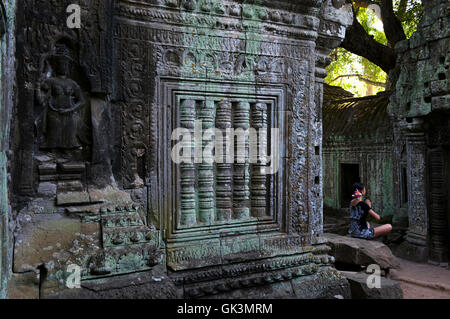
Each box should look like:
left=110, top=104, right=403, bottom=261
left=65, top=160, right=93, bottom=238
left=324, top=233, right=400, bottom=270
left=167, top=240, right=222, bottom=271
left=56, top=191, right=91, bottom=205
left=57, top=181, right=84, bottom=193
left=88, top=186, right=133, bottom=205
left=391, top=241, right=429, bottom=263
left=291, top=267, right=351, bottom=299
left=37, top=182, right=57, bottom=198
left=13, top=213, right=100, bottom=273
left=7, top=272, right=40, bottom=299
left=341, top=271, right=403, bottom=299
left=431, top=95, right=450, bottom=112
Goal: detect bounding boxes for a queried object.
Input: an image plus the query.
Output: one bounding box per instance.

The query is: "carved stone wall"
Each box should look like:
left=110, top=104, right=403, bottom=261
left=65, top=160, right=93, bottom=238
left=6, top=0, right=353, bottom=298
left=389, top=0, right=449, bottom=263
left=323, top=144, right=397, bottom=214
left=322, top=92, right=398, bottom=218
left=114, top=0, right=351, bottom=266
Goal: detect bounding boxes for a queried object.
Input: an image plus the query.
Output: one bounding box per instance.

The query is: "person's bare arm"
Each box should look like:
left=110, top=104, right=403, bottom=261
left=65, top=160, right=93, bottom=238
left=365, top=199, right=380, bottom=220
left=368, top=209, right=380, bottom=221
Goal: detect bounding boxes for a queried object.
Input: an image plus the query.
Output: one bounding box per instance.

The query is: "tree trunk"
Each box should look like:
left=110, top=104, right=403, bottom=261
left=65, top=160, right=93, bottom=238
left=380, top=0, right=407, bottom=47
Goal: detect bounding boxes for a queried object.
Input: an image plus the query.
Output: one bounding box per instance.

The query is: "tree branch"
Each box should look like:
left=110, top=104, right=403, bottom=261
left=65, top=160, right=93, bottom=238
left=330, top=74, right=387, bottom=87
left=340, top=9, right=396, bottom=73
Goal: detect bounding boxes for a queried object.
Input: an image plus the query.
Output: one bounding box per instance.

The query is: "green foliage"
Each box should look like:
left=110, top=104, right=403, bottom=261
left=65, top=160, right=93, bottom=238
left=325, top=47, right=387, bottom=97
left=394, top=0, right=423, bottom=38
left=325, top=48, right=362, bottom=96
left=356, top=4, right=387, bottom=45
left=325, top=0, right=422, bottom=97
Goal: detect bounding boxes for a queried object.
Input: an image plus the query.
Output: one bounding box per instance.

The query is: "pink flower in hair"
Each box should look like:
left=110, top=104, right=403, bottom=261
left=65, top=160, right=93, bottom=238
left=352, top=189, right=362, bottom=199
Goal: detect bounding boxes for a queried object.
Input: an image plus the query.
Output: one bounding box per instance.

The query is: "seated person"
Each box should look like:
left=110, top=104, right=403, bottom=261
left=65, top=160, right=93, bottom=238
left=348, top=182, right=392, bottom=239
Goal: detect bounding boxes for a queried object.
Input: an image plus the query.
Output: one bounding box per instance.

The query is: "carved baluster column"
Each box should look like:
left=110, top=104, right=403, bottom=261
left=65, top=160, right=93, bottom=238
left=180, top=99, right=197, bottom=226
left=215, top=100, right=233, bottom=221
left=198, top=100, right=215, bottom=224
left=233, top=101, right=250, bottom=220
left=251, top=102, right=268, bottom=217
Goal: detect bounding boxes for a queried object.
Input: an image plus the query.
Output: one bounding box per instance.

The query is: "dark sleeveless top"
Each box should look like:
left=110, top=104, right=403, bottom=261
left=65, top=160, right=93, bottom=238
left=349, top=201, right=371, bottom=233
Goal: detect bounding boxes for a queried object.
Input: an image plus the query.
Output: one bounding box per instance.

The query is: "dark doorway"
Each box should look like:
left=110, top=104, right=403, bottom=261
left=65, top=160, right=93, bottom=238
left=401, top=165, right=408, bottom=205
left=340, top=163, right=360, bottom=208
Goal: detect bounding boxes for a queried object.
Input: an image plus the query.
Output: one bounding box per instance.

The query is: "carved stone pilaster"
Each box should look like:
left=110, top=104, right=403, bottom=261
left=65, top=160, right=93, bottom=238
left=402, top=118, right=429, bottom=260
left=312, top=0, right=353, bottom=242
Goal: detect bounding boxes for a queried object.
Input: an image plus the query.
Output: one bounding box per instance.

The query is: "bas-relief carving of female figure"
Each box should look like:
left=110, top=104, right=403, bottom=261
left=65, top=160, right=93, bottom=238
left=37, top=43, right=85, bottom=151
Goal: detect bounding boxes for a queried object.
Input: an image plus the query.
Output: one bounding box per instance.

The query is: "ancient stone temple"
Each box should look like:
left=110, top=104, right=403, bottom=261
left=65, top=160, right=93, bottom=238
left=388, top=0, right=450, bottom=264
left=1, top=0, right=354, bottom=298
left=321, top=0, right=450, bottom=265
left=322, top=85, right=397, bottom=219
left=320, top=85, right=411, bottom=241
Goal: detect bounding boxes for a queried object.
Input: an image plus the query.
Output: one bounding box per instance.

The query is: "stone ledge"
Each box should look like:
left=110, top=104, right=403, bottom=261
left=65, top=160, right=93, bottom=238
left=41, top=267, right=179, bottom=299
left=323, top=233, right=400, bottom=270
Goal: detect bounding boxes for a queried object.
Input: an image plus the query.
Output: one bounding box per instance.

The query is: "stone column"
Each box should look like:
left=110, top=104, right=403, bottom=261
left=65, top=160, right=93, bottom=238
left=313, top=0, right=352, bottom=242
left=198, top=100, right=215, bottom=223
left=215, top=100, right=233, bottom=221
left=180, top=99, right=197, bottom=226
left=402, top=118, right=429, bottom=261
left=233, top=101, right=250, bottom=220
left=251, top=102, right=268, bottom=217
